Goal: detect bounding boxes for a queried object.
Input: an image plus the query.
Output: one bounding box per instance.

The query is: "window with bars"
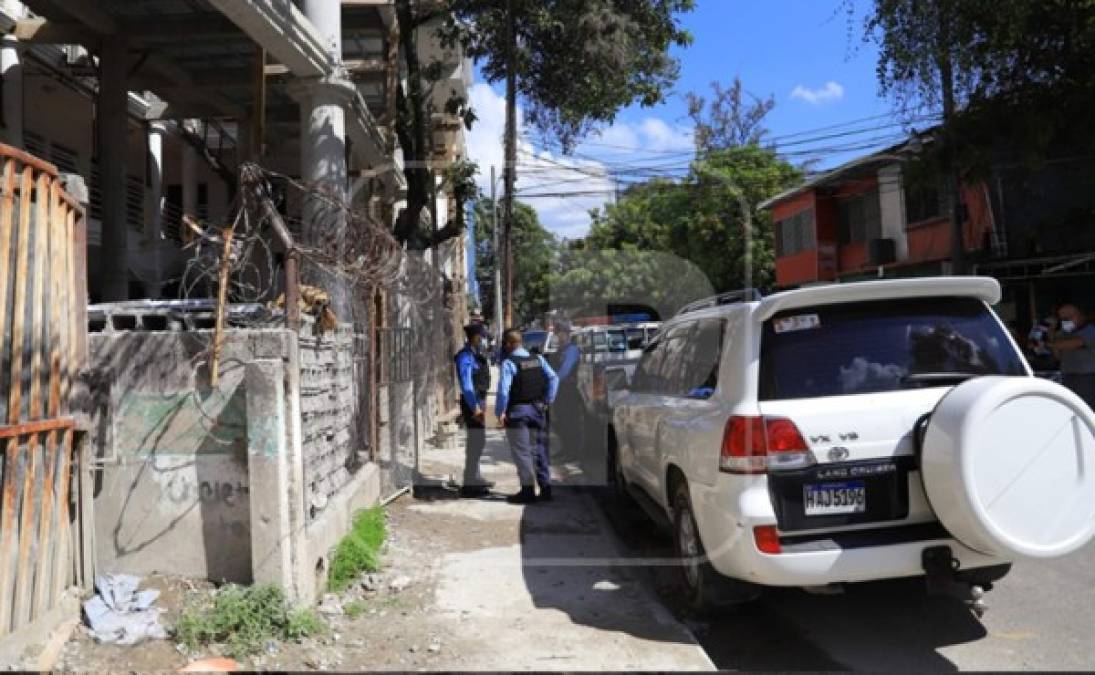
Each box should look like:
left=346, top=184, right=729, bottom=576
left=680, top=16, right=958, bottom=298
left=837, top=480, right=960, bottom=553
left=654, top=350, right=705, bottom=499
left=838, top=188, right=882, bottom=243
left=774, top=208, right=816, bottom=257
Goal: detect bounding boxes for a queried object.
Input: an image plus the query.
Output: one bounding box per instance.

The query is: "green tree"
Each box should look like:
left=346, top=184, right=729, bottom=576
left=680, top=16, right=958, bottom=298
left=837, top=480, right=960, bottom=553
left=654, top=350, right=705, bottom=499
left=686, top=77, right=775, bottom=152
left=443, top=0, right=695, bottom=151
left=549, top=247, right=714, bottom=319
left=585, top=145, right=801, bottom=291
left=392, top=1, right=479, bottom=249
left=473, top=197, right=559, bottom=325
left=856, top=0, right=1095, bottom=170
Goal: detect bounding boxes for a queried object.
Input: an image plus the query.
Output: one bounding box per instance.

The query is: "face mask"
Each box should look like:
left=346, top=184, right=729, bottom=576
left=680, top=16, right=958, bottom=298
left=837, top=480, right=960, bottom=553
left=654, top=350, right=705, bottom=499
left=1061, top=320, right=1077, bottom=333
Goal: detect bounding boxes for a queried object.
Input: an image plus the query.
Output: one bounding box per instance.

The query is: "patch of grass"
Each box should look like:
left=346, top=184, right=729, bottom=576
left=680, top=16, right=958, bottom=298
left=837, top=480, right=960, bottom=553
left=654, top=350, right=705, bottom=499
left=176, top=584, right=325, bottom=658
left=343, top=600, right=366, bottom=619
left=328, top=506, right=387, bottom=592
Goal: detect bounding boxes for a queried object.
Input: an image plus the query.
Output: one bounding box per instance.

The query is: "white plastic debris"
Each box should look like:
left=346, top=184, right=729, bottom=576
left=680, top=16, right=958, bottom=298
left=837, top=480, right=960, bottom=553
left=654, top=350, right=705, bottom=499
left=82, top=574, right=167, bottom=645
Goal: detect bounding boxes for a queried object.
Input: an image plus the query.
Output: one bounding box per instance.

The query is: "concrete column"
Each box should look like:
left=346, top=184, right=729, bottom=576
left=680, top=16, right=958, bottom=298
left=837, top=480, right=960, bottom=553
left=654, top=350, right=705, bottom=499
left=302, top=0, right=342, bottom=62
left=878, top=165, right=909, bottom=261
left=146, top=122, right=167, bottom=298
left=296, top=0, right=351, bottom=243
left=1, top=34, right=24, bottom=149
left=97, top=38, right=130, bottom=301
left=246, top=359, right=294, bottom=592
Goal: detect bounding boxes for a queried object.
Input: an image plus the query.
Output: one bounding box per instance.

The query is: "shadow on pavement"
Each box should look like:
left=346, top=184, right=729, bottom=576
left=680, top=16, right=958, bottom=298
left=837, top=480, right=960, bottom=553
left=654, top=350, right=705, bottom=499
left=517, top=486, right=702, bottom=649
left=591, top=487, right=987, bottom=671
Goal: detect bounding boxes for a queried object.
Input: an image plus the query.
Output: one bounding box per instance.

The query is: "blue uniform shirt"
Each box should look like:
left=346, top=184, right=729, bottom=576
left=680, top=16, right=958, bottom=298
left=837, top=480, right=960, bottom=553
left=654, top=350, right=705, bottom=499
left=455, top=344, right=485, bottom=410
left=495, top=347, right=559, bottom=417
left=556, top=341, right=581, bottom=382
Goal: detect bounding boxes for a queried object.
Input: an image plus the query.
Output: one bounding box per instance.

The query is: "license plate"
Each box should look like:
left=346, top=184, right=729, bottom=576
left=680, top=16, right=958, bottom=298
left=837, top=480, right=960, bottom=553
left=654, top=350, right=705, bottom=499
left=804, top=481, right=866, bottom=516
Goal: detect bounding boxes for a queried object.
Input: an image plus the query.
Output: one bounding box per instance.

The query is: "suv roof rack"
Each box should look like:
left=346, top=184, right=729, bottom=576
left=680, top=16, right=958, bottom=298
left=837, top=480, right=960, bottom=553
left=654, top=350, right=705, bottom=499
left=676, top=289, right=763, bottom=317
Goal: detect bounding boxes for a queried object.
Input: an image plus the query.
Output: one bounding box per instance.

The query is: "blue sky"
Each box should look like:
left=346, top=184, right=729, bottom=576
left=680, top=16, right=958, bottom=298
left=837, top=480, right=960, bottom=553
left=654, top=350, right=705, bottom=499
left=466, top=0, right=922, bottom=239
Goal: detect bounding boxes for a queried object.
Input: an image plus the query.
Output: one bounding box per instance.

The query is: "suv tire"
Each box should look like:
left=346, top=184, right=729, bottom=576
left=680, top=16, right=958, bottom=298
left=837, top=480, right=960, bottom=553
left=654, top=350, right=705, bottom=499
left=673, top=480, right=759, bottom=613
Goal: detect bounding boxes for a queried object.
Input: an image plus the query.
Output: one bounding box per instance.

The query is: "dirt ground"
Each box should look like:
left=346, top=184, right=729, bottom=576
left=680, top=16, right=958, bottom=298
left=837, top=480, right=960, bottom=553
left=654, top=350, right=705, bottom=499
left=56, top=494, right=527, bottom=672
left=56, top=392, right=711, bottom=672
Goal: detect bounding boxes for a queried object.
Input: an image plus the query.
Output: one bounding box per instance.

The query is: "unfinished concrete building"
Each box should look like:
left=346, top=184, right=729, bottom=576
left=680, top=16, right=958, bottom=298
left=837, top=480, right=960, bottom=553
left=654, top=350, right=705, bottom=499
left=0, top=0, right=472, bottom=649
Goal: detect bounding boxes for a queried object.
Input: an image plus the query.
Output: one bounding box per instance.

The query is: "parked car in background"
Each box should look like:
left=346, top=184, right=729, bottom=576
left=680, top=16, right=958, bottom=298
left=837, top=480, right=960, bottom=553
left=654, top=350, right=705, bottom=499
left=523, top=329, right=556, bottom=355
left=609, top=278, right=1095, bottom=612
left=573, top=321, right=660, bottom=462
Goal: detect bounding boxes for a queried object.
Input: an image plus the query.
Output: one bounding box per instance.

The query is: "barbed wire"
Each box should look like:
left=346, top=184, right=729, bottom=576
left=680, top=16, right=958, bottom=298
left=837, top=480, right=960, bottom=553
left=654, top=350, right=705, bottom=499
left=173, top=162, right=447, bottom=334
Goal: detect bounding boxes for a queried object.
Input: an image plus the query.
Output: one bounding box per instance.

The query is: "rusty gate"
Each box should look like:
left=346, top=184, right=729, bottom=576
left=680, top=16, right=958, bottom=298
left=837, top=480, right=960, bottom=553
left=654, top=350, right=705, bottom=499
left=0, top=144, right=88, bottom=638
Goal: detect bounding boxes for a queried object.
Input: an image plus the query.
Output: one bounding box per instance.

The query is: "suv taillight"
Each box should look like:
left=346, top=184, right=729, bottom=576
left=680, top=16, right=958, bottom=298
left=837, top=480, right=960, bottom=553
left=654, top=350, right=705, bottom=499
left=719, top=415, right=814, bottom=474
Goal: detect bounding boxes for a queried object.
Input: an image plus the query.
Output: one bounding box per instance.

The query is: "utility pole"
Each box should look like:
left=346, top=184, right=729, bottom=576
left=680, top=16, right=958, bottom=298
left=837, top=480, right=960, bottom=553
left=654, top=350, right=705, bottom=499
left=937, top=0, right=965, bottom=275
left=503, top=0, right=517, bottom=327
left=491, top=166, right=503, bottom=345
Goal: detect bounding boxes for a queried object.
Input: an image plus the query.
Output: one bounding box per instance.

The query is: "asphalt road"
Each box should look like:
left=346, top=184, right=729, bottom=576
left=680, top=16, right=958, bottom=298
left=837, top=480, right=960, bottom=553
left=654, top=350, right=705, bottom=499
left=592, top=488, right=1095, bottom=671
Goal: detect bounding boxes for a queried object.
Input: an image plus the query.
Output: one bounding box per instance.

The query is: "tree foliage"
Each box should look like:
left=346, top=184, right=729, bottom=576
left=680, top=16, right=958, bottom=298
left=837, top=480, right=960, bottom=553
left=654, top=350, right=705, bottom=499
left=392, top=0, right=479, bottom=249
left=442, top=0, right=695, bottom=151
left=857, top=0, right=1095, bottom=170
left=550, top=247, right=714, bottom=319
left=584, top=145, right=801, bottom=291
left=473, top=197, right=559, bottom=324
left=686, top=77, right=775, bottom=151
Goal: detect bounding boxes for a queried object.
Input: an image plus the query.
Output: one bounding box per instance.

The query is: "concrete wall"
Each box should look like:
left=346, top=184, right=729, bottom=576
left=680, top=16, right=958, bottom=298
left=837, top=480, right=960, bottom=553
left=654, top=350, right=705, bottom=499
left=86, top=323, right=387, bottom=604
left=87, top=329, right=292, bottom=583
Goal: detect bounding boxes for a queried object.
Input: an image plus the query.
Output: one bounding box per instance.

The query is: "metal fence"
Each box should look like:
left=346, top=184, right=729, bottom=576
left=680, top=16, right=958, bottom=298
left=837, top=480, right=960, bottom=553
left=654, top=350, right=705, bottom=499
left=0, top=144, right=90, bottom=638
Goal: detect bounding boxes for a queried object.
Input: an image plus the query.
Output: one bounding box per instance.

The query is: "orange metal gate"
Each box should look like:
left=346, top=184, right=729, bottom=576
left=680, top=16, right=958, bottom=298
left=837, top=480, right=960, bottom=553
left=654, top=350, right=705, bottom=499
left=0, top=143, right=88, bottom=637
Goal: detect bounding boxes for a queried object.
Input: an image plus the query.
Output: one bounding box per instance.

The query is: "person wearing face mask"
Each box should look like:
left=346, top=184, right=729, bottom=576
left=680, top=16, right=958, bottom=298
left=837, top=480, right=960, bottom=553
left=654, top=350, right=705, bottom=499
left=1051, top=303, right=1095, bottom=408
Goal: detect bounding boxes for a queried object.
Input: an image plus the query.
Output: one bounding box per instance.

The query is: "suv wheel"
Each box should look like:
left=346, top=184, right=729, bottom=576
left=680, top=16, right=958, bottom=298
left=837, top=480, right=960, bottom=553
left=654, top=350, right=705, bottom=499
left=673, top=480, right=759, bottom=612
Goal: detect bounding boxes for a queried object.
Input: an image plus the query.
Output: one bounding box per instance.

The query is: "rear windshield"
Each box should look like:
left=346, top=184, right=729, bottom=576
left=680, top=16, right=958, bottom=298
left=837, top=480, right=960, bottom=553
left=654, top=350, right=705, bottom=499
left=759, top=297, right=1027, bottom=400
left=607, top=329, right=628, bottom=352
left=523, top=331, right=548, bottom=351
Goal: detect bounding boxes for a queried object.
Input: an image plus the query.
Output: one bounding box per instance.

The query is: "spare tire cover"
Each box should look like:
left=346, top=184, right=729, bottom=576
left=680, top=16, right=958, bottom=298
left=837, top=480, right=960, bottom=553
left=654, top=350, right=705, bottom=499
left=921, top=376, right=1095, bottom=558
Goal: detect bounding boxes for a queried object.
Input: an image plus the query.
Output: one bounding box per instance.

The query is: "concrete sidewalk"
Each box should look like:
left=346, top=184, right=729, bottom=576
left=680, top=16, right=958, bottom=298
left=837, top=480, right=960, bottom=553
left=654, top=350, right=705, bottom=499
left=411, top=424, right=714, bottom=671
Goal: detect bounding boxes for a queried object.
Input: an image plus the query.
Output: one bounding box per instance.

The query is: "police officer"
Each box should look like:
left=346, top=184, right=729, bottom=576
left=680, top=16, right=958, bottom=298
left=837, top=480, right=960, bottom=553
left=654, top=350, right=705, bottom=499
left=547, top=321, right=582, bottom=458
left=454, top=323, right=494, bottom=497
left=496, top=328, right=559, bottom=503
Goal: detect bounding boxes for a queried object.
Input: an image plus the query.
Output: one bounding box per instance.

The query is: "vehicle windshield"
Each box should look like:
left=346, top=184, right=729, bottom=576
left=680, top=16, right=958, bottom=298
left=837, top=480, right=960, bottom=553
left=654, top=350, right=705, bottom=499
left=523, top=330, right=549, bottom=353
left=759, top=297, right=1027, bottom=401
left=606, top=329, right=628, bottom=352
left=626, top=328, right=645, bottom=350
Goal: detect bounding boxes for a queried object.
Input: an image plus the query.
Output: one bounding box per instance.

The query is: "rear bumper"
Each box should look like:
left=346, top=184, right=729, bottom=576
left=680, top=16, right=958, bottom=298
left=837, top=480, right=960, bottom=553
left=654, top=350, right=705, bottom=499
left=690, top=477, right=1009, bottom=587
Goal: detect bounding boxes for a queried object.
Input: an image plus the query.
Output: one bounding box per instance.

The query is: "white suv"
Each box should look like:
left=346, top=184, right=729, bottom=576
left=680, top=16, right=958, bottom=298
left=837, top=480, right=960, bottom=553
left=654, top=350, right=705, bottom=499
left=610, top=277, right=1095, bottom=611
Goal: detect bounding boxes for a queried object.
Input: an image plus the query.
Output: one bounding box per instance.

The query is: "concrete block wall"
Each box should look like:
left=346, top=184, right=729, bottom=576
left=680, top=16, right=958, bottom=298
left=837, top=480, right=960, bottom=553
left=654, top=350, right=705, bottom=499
left=297, top=321, right=368, bottom=519
left=86, top=323, right=381, bottom=603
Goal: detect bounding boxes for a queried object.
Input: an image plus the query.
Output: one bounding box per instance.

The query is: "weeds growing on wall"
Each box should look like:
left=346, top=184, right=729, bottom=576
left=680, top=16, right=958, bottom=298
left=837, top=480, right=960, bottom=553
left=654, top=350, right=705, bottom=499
left=328, top=506, right=387, bottom=592
left=176, top=584, right=325, bottom=658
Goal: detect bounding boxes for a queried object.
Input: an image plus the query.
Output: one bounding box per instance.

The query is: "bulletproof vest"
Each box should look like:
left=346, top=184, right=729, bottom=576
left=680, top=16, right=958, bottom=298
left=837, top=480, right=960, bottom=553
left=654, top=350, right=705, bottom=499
left=507, top=354, right=548, bottom=407
left=472, top=352, right=490, bottom=393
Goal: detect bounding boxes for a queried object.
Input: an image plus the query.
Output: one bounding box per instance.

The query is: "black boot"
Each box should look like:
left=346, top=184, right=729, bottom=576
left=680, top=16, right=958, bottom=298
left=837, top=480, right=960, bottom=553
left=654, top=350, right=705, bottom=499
left=506, top=487, right=537, bottom=504
left=538, top=485, right=553, bottom=502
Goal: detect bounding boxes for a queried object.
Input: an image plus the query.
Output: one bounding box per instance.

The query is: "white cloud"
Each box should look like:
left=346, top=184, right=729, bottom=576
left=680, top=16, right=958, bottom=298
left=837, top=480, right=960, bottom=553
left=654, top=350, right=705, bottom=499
left=790, top=81, right=845, bottom=105
left=465, top=83, right=694, bottom=239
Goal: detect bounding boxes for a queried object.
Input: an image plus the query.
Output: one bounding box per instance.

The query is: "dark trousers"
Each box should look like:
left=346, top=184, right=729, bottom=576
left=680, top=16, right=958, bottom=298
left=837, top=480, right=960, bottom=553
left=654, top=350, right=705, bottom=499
left=505, top=403, right=549, bottom=489
left=1064, top=373, right=1095, bottom=410
left=461, top=396, right=487, bottom=485
left=552, top=382, right=582, bottom=455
